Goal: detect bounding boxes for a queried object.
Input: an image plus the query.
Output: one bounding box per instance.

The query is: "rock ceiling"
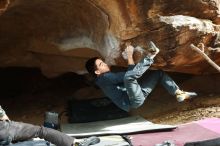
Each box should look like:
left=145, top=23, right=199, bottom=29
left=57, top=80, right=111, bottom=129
left=0, top=0, right=220, bottom=77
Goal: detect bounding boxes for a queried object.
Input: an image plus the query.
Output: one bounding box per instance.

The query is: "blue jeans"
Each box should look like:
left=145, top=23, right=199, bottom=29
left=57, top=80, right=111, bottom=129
left=124, top=57, right=179, bottom=108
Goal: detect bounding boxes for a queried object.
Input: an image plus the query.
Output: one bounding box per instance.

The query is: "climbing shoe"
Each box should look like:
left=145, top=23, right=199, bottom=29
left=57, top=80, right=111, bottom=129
left=75, top=136, right=100, bottom=146
left=146, top=41, right=160, bottom=59
left=176, top=90, right=197, bottom=102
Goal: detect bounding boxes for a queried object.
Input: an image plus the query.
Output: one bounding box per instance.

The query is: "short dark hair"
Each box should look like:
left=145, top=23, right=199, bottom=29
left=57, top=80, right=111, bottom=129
left=85, top=57, right=99, bottom=77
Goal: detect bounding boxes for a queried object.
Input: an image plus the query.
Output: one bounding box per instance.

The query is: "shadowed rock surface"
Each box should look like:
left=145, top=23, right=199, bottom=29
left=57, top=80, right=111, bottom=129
left=0, top=67, right=220, bottom=125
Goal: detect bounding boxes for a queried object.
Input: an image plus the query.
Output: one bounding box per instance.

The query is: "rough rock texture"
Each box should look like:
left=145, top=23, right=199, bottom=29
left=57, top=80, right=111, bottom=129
left=0, top=0, right=10, bottom=13
left=0, top=0, right=220, bottom=77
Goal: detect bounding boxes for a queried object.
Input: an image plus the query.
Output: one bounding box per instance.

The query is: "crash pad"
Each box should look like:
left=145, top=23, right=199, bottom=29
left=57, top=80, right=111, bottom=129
left=130, top=118, right=220, bottom=146
left=61, top=116, right=176, bottom=137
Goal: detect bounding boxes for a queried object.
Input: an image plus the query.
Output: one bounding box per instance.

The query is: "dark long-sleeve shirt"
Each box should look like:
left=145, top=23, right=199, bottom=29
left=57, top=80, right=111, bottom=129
left=95, top=71, right=131, bottom=112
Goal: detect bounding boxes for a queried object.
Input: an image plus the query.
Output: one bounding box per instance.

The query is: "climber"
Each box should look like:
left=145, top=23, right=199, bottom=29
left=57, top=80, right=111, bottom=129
left=85, top=41, right=197, bottom=112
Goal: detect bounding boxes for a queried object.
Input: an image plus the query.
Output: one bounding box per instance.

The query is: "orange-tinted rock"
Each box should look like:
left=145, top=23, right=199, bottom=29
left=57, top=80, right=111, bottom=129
left=0, top=0, right=220, bottom=77
left=0, top=0, right=10, bottom=14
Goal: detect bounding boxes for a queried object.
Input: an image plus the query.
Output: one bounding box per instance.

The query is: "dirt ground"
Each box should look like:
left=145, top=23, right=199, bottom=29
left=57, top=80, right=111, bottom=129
left=150, top=95, right=220, bottom=125
left=0, top=67, right=220, bottom=126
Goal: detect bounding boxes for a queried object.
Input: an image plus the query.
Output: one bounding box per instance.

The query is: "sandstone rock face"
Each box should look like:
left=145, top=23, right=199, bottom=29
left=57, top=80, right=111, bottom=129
left=0, top=0, right=10, bottom=13
left=0, top=0, right=220, bottom=77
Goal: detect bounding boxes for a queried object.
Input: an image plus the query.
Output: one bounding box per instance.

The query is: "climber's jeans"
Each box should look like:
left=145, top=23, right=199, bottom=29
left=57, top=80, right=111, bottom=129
left=0, top=120, right=74, bottom=146
left=124, top=56, right=179, bottom=109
